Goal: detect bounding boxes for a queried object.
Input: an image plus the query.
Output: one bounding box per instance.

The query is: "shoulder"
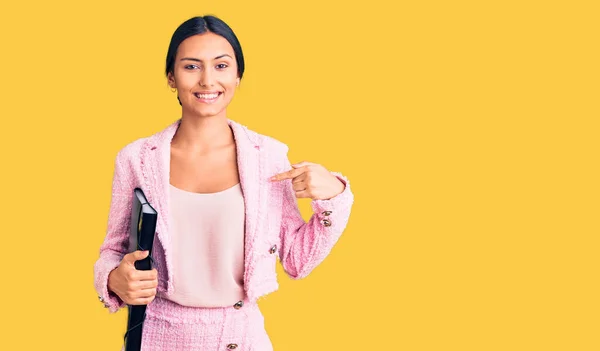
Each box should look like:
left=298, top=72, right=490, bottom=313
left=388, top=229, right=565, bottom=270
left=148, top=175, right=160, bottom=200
left=242, top=123, right=289, bottom=155
left=117, top=137, right=150, bottom=161
left=114, top=119, right=175, bottom=166
left=113, top=136, right=149, bottom=170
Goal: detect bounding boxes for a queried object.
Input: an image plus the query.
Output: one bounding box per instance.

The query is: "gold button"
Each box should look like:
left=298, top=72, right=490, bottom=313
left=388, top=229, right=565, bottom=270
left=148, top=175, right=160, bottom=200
left=234, top=300, right=243, bottom=309
left=269, top=245, right=277, bottom=254
left=227, top=344, right=238, bottom=349
left=321, top=210, right=332, bottom=216
left=321, top=219, right=332, bottom=227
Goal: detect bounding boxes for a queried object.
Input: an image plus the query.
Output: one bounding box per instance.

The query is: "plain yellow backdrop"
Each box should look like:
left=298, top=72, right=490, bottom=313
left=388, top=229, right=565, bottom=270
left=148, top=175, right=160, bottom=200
left=0, top=0, right=598, bottom=350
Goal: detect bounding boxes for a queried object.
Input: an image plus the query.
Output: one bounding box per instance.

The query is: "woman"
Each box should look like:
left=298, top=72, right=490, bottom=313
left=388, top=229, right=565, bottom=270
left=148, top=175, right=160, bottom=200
left=93, top=15, right=354, bottom=351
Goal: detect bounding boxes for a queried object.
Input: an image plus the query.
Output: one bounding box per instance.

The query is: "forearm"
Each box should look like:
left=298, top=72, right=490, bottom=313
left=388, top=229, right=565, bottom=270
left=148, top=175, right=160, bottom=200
left=279, top=172, right=354, bottom=279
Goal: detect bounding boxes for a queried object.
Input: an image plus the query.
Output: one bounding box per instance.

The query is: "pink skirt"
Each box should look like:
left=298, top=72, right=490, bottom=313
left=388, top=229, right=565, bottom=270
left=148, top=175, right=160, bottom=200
left=120, top=295, right=273, bottom=351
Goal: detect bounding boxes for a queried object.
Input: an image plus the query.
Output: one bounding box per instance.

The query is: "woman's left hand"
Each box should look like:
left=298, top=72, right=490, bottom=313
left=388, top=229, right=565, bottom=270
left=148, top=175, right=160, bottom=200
left=270, top=161, right=345, bottom=200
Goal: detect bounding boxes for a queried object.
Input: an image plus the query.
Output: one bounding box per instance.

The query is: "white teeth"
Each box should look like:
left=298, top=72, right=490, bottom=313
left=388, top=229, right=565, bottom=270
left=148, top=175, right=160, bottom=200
left=195, top=93, right=219, bottom=99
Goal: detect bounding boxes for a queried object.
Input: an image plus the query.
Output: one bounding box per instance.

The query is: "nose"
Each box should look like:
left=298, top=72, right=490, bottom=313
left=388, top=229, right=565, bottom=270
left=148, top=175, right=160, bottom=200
left=199, top=68, right=214, bottom=87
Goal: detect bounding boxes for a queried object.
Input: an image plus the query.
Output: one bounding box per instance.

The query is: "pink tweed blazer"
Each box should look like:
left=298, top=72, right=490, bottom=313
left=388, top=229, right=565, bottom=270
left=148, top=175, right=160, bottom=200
left=93, top=118, right=354, bottom=313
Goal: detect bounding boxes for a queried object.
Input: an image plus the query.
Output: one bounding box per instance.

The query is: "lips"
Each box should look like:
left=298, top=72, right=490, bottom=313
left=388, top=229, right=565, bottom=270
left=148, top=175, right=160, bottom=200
left=193, top=92, right=221, bottom=99
left=193, top=91, right=222, bottom=103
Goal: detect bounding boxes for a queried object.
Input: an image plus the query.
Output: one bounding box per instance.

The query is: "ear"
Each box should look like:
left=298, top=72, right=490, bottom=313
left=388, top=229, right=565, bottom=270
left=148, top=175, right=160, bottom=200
left=236, top=77, right=240, bottom=87
left=167, top=72, right=176, bottom=87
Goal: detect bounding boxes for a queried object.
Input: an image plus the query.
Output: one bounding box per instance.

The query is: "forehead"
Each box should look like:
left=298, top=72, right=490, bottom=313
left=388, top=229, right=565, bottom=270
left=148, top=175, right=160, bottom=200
left=176, top=32, right=235, bottom=59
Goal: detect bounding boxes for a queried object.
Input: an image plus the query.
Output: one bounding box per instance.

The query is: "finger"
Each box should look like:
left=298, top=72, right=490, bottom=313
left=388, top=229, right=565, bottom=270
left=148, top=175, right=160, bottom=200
left=134, top=287, right=157, bottom=299
left=134, top=269, right=158, bottom=281
left=294, top=189, right=311, bottom=198
left=130, top=296, right=155, bottom=306
left=124, top=250, right=149, bottom=264
left=291, top=173, right=306, bottom=184
left=134, top=279, right=159, bottom=290
left=270, top=167, right=306, bottom=181
left=292, top=181, right=307, bottom=192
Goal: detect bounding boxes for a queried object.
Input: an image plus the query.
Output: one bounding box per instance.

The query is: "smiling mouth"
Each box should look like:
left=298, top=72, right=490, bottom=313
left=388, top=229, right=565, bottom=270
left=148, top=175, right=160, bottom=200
left=193, top=92, right=222, bottom=102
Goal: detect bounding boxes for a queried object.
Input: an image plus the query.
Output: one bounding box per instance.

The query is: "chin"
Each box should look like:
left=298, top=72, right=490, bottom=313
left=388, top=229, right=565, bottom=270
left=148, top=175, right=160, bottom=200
left=195, top=107, right=224, bottom=118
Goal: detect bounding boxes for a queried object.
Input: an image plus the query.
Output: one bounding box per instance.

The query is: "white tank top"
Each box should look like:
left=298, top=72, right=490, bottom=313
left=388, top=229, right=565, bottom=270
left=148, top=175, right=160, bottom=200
left=163, top=182, right=246, bottom=307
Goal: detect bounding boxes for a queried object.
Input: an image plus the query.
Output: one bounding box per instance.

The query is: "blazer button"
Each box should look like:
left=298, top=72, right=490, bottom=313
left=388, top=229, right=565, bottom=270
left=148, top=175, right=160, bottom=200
left=227, top=343, right=238, bottom=349
left=269, top=245, right=277, bottom=254
left=321, top=218, right=332, bottom=227
left=234, top=300, right=243, bottom=309
left=321, top=210, right=332, bottom=216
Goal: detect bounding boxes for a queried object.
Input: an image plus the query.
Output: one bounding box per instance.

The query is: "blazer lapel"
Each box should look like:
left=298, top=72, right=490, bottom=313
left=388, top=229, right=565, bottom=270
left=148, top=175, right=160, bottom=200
left=228, top=121, right=263, bottom=293
left=140, top=118, right=263, bottom=296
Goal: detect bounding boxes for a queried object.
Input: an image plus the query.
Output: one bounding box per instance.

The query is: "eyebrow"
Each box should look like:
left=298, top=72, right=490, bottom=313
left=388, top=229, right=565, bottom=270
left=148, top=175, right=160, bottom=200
left=180, top=54, right=233, bottom=62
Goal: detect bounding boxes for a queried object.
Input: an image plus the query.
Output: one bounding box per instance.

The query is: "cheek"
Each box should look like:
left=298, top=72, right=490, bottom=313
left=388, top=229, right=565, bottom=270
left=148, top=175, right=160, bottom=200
left=224, top=76, right=238, bottom=90
left=222, top=82, right=238, bottom=99
left=220, top=90, right=235, bottom=105
left=174, top=71, right=196, bottom=87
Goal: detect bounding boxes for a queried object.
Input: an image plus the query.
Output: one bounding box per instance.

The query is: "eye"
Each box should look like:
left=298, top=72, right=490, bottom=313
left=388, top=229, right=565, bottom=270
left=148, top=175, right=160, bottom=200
left=184, top=64, right=199, bottom=70
left=216, top=63, right=228, bottom=69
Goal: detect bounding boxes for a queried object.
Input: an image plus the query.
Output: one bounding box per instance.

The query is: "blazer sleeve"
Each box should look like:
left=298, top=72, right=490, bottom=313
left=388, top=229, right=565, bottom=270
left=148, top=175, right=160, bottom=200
left=278, top=150, right=354, bottom=279
left=93, top=149, right=133, bottom=313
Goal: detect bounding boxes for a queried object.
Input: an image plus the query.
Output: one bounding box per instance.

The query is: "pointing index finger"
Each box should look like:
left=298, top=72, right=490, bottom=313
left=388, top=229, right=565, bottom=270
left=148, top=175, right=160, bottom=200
left=270, top=167, right=305, bottom=181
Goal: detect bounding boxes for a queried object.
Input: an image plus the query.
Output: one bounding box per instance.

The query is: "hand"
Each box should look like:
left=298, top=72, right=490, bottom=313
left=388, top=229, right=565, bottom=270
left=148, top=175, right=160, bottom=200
left=107, top=250, right=158, bottom=305
left=270, top=161, right=345, bottom=200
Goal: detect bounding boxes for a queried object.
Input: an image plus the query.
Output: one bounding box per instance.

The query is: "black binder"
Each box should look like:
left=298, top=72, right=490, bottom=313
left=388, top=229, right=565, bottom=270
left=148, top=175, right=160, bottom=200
left=124, top=187, right=158, bottom=351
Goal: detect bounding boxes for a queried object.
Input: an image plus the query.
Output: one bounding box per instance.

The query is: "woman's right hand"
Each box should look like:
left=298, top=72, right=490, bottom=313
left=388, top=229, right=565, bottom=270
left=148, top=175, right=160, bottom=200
left=107, top=250, right=158, bottom=305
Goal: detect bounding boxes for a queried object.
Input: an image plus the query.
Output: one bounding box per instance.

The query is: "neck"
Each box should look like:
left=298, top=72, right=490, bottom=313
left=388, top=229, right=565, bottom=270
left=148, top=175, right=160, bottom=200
left=171, top=114, right=234, bottom=153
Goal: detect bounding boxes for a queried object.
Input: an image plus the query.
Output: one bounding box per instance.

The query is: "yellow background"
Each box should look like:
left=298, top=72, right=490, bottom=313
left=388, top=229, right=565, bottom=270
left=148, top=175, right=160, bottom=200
left=0, top=0, right=598, bottom=350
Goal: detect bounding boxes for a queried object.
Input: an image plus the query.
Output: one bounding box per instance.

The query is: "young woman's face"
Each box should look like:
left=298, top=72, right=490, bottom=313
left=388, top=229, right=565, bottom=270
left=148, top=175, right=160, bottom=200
left=168, top=32, right=239, bottom=118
